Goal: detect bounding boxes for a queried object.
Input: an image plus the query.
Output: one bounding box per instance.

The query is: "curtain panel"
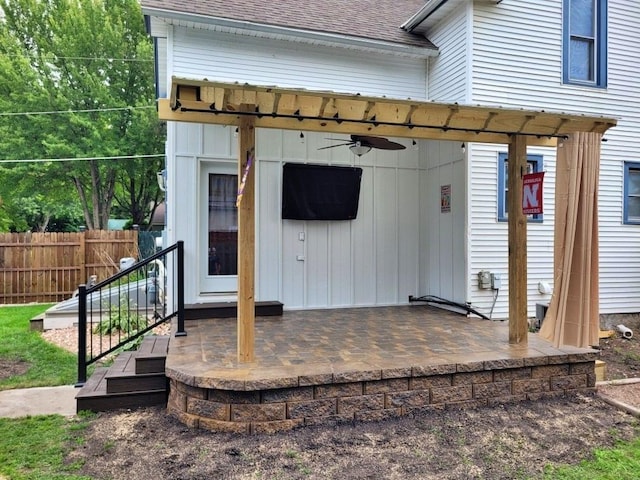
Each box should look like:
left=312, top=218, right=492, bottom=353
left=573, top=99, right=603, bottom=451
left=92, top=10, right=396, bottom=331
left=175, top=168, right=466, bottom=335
left=539, top=132, right=602, bottom=348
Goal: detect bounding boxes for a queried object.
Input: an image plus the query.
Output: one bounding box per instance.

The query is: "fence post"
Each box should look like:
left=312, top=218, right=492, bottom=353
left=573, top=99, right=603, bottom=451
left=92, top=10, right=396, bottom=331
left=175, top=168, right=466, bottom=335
left=79, top=227, right=86, bottom=286
left=175, top=241, right=186, bottom=337
left=76, top=284, right=88, bottom=386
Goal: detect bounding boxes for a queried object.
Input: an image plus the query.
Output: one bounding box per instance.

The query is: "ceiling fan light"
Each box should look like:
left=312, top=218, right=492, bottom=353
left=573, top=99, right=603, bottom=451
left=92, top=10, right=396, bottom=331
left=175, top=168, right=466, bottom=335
left=349, top=144, right=372, bottom=156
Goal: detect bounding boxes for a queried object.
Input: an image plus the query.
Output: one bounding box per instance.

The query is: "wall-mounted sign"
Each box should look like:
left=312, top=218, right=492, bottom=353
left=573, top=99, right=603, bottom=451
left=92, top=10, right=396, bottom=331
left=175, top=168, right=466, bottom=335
left=522, top=171, right=544, bottom=215
left=441, top=184, right=451, bottom=213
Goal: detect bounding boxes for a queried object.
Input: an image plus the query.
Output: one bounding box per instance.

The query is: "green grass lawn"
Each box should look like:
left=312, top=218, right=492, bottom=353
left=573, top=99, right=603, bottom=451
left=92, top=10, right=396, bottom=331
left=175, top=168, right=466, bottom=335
left=544, top=437, right=640, bottom=479
left=0, top=304, right=77, bottom=390
left=0, top=413, right=93, bottom=480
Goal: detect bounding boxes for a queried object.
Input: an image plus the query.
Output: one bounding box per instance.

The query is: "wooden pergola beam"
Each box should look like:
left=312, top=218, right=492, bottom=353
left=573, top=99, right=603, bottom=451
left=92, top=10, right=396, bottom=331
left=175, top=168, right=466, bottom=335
left=237, top=107, right=256, bottom=363
left=508, top=135, right=529, bottom=344
left=159, top=99, right=544, bottom=145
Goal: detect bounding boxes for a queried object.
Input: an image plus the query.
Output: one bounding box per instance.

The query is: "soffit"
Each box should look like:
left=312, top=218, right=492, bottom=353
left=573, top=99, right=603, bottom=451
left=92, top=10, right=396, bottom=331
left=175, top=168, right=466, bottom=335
left=159, top=78, right=617, bottom=146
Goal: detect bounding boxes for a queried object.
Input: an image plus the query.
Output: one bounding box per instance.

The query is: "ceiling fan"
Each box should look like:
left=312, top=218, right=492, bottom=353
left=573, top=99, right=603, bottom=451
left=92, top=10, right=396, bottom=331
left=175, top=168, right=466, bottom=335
left=319, top=134, right=406, bottom=156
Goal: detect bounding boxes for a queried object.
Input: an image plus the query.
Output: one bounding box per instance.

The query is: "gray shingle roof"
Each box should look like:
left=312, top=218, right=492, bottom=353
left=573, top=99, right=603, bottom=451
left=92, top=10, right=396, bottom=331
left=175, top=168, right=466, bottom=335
left=141, top=0, right=436, bottom=49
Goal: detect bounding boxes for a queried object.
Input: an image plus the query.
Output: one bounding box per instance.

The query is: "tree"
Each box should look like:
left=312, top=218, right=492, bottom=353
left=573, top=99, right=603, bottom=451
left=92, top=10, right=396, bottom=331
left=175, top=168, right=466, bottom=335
left=0, top=0, right=164, bottom=230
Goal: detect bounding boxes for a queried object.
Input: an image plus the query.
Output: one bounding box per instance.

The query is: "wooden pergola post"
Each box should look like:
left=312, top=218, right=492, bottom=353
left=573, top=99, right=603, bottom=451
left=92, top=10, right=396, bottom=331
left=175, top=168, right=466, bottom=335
left=508, top=135, right=529, bottom=344
left=237, top=108, right=256, bottom=362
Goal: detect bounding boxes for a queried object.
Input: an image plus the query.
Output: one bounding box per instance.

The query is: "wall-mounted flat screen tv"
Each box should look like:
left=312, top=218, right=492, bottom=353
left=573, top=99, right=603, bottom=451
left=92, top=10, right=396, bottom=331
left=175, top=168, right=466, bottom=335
left=282, top=163, right=363, bottom=220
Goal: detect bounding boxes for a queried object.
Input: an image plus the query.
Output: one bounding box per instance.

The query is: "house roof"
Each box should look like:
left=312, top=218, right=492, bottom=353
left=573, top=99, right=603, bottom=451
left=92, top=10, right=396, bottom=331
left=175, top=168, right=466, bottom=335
left=141, top=0, right=437, bottom=50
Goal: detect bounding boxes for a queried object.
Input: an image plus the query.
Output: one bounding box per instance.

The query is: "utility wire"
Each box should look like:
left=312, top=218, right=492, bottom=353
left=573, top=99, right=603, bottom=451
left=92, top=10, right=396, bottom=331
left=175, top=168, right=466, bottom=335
left=0, top=106, right=156, bottom=117
left=3, top=53, right=153, bottom=62
left=0, top=154, right=164, bottom=164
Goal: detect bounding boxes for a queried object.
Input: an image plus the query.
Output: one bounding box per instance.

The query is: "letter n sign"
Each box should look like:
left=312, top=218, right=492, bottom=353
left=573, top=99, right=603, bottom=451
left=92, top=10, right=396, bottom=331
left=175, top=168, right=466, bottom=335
left=522, top=171, right=544, bottom=215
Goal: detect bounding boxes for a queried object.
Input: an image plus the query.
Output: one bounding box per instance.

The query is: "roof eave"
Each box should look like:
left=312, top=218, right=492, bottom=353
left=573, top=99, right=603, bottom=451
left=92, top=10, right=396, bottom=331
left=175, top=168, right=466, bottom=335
left=143, top=7, right=438, bottom=59
left=401, top=0, right=451, bottom=32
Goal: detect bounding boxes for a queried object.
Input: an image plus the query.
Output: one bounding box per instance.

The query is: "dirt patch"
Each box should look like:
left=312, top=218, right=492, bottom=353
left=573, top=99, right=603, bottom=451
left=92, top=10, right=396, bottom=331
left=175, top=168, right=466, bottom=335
left=598, top=314, right=640, bottom=380
left=0, top=358, right=30, bottom=380
left=53, top=318, right=640, bottom=479
left=68, top=393, right=639, bottom=480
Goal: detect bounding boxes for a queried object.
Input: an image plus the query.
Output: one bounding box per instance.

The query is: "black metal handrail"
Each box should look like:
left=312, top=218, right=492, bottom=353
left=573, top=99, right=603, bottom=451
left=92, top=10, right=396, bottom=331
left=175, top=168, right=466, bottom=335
left=76, top=241, right=185, bottom=385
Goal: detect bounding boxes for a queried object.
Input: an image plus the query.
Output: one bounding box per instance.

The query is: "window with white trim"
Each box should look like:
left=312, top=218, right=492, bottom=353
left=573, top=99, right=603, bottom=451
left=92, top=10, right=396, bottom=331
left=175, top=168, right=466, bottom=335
left=497, top=153, right=544, bottom=222
left=563, top=0, right=608, bottom=88
left=623, top=162, right=640, bottom=225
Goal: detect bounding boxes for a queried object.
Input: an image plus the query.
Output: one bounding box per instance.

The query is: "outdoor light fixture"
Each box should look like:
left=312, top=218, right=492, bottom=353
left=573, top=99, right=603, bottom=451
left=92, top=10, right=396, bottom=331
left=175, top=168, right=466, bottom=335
left=156, top=169, right=166, bottom=192
left=461, top=142, right=466, bottom=153
left=349, top=141, right=372, bottom=156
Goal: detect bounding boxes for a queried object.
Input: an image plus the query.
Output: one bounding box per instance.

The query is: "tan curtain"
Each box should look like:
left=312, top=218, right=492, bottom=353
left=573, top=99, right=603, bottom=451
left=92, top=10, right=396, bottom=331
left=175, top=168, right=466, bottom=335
left=539, top=132, right=601, bottom=348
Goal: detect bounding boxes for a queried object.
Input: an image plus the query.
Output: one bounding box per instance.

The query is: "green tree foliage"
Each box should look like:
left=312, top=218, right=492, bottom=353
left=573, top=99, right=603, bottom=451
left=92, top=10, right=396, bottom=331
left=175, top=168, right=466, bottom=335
left=0, top=0, right=164, bottom=231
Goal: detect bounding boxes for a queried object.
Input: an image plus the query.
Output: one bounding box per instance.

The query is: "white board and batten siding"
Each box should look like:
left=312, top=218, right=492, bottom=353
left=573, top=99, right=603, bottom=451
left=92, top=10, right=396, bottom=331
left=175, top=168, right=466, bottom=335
left=163, top=27, right=442, bottom=308
left=167, top=124, right=433, bottom=309
left=423, top=141, right=467, bottom=304
left=468, top=0, right=640, bottom=315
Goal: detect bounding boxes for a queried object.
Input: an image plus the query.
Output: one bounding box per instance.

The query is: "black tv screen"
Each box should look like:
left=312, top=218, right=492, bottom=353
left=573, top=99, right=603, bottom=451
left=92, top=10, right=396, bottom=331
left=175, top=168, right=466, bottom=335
left=282, top=163, right=363, bottom=220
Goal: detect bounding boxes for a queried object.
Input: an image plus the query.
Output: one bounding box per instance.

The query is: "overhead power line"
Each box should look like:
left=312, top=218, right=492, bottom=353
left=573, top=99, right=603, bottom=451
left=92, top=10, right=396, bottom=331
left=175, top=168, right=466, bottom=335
left=4, top=53, right=153, bottom=62
left=0, top=154, right=164, bottom=164
left=0, top=105, right=156, bottom=117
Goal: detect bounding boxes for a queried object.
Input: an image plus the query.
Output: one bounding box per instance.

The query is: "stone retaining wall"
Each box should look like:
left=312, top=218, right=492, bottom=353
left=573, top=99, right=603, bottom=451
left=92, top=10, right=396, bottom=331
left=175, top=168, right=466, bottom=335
left=167, top=355, right=596, bottom=434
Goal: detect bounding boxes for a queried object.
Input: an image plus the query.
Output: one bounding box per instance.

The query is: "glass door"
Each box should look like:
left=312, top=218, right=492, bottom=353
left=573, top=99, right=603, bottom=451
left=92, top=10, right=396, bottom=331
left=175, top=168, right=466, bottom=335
left=200, top=162, right=238, bottom=293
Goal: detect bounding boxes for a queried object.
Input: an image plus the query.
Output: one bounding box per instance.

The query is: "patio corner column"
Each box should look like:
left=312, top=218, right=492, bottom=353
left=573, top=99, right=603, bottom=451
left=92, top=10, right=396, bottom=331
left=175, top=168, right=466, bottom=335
left=508, top=134, right=528, bottom=344
left=237, top=107, right=256, bottom=362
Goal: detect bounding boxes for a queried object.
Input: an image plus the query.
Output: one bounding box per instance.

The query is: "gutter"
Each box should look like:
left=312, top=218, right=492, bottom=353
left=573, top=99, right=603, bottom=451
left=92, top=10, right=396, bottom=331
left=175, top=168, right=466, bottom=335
left=142, top=7, right=438, bottom=59
left=401, top=0, right=451, bottom=32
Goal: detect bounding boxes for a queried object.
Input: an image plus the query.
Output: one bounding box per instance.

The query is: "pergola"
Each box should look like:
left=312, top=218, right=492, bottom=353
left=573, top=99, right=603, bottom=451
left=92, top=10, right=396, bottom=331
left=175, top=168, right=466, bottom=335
left=159, top=78, right=617, bottom=362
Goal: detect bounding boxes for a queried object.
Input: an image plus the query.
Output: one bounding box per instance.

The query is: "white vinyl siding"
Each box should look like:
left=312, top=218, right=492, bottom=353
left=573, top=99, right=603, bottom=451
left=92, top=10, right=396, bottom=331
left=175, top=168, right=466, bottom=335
left=172, top=27, right=428, bottom=100
left=467, top=143, right=556, bottom=319
left=427, top=3, right=470, bottom=102
left=470, top=0, right=640, bottom=314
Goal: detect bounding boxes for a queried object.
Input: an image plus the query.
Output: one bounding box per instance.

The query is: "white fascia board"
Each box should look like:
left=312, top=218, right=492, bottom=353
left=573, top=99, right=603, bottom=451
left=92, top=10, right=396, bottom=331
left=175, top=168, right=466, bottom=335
left=402, top=0, right=500, bottom=32
left=143, top=7, right=438, bottom=59
left=401, top=0, right=452, bottom=31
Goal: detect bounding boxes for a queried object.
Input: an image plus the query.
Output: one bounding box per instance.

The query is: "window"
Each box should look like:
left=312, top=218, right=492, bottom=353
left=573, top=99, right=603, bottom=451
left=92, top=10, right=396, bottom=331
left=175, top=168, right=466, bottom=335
left=207, top=173, right=237, bottom=276
left=497, top=153, right=544, bottom=222
left=563, top=0, right=607, bottom=88
left=623, top=163, right=640, bottom=225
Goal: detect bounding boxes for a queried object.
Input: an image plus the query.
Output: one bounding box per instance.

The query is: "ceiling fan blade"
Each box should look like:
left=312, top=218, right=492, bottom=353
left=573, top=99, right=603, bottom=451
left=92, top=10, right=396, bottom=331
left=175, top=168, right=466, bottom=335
left=317, top=142, right=353, bottom=150
left=351, top=135, right=406, bottom=151
left=376, top=139, right=406, bottom=150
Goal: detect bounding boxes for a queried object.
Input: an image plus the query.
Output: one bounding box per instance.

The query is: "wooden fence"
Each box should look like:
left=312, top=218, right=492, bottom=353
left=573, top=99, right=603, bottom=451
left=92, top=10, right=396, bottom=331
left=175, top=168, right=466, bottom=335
left=0, top=230, right=139, bottom=305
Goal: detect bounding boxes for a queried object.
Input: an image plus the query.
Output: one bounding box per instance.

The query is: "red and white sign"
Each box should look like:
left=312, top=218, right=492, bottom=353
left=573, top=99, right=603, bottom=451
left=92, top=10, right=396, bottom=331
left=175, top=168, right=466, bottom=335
left=522, top=171, right=544, bottom=215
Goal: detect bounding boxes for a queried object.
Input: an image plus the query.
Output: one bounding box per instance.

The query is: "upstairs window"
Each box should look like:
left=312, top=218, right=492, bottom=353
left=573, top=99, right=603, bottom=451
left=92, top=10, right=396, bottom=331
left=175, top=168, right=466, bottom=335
left=623, top=162, right=640, bottom=225
left=498, top=153, right=544, bottom=222
left=563, top=0, right=607, bottom=88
